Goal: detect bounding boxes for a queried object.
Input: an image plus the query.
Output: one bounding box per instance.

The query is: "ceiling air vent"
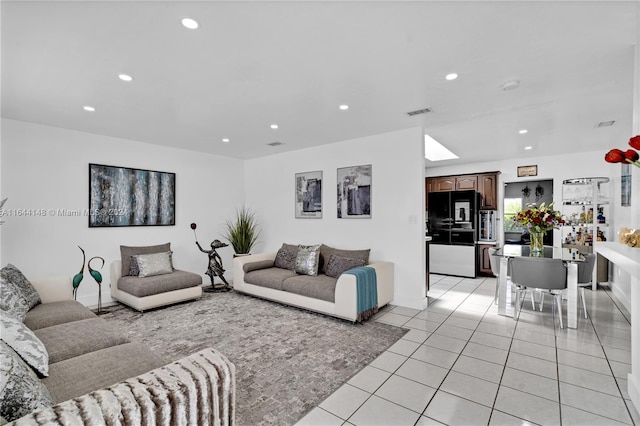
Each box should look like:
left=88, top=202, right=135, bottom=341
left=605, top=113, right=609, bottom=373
left=406, top=107, right=432, bottom=117
left=596, top=120, right=615, bottom=128
left=267, top=141, right=284, bottom=147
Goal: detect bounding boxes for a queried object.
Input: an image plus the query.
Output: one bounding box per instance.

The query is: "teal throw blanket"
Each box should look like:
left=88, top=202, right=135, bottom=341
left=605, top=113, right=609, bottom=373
left=344, top=266, right=378, bottom=322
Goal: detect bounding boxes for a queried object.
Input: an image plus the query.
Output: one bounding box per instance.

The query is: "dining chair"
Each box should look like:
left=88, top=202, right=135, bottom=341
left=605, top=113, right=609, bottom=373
left=510, top=257, right=568, bottom=328
left=577, top=253, right=597, bottom=319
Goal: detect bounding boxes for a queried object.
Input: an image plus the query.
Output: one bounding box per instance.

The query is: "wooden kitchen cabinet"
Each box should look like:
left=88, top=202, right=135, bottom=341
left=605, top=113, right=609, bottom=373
left=455, top=175, right=478, bottom=191
left=478, top=244, right=493, bottom=276
left=478, top=173, right=498, bottom=209
left=426, top=172, right=500, bottom=211
left=432, top=177, right=455, bottom=192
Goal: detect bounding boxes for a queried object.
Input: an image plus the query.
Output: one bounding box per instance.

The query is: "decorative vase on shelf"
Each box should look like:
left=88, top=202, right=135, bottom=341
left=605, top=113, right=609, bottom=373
left=529, top=231, right=545, bottom=256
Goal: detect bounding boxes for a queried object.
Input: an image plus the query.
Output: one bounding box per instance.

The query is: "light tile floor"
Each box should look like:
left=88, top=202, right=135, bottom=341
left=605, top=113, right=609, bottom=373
left=297, top=274, right=639, bottom=426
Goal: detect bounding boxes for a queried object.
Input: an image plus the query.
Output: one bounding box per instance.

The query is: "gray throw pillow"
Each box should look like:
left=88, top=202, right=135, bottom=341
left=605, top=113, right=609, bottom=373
left=0, top=278, right=30, bottom=322
left=0, top=341, right=53, bottom=422
left=0, top=310, right=49, bottom=377
left=128, top=256, right=140, bottom=276
left=134, top=252, right=173, bottom=278
left=0, top=264, right=41, bottom=311
left=274, top=248, right=297, bottom=270
left=318, top=245, right=370, bottom=274
left=325, top=254, right=366, bottom=278
left=295, top=245, right=321, bottom=276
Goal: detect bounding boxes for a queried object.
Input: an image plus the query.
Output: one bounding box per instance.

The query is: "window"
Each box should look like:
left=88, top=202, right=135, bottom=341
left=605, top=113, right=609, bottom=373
left=504, top=197, right=524, bottom=232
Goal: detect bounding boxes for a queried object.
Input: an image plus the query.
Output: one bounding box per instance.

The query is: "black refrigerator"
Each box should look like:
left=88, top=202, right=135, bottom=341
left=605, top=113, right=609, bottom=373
left=428, top=190, right=480, bottom=245
left=428, top=190, right=480, bottom=277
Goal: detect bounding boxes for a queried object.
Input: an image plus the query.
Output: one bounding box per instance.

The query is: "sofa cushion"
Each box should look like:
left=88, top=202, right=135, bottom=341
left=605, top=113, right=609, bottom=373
left=120, top=242, right=171, bottom=276
left=24, top=300, right=96, bottom=331
left=117, top=269, right=202, bottom=297
left=0, top=341, right=53, bottom=422
left=0, top=310, right=49, bottom=376
left=243, top=259, right=275, bottom=273
left=0, top=277, right=30, bottom=322
left=0, top=264, right=41, bottom=312
left=43, top=342, right=168, bottom=404
left=244, top=267, right=297, bottom=290
left=295, top=244, right=321, bottom=276
left=319, top=245, right=370, bottom=273
left=134, top=251, right=173, bottom=277
left=274, top=247, right=297, bottom=270
left=282, top=274, right=338, bottom=303
left=325, top=254, right=367, bottom=278
left=34, top=318, right=130, bottom=364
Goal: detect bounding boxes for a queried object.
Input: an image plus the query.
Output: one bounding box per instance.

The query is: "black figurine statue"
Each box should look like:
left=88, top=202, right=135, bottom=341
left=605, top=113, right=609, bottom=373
left=192, top=223, right=231, bottom=292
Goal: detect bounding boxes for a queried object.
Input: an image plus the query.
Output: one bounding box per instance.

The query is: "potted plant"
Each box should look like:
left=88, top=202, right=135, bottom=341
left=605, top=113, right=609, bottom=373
left=223, top=207, right=261, bottom=255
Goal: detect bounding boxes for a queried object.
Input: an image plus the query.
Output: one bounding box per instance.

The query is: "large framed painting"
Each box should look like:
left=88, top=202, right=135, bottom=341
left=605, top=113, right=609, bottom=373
left=337, top=165, right=372, bottom=219
left=295, top=170, right=322, bottom=218
left=89, top=163, right=176, bottom=227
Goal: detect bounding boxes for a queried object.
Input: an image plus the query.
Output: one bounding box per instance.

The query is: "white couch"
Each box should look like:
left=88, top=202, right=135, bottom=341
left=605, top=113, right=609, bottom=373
left=232, top=252, right=394, bottom=322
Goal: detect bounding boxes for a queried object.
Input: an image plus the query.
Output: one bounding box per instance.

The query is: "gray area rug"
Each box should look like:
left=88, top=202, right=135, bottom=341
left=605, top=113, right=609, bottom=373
left=101, top=291, right=407, bottom=425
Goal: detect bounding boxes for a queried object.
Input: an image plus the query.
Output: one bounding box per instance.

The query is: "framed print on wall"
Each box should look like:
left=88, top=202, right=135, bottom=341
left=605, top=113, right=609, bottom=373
left=337, top=164, right=372, bottom=219
left=89, top=163, right=175, bottom=227
left=295, top=170, right=322, bottom=218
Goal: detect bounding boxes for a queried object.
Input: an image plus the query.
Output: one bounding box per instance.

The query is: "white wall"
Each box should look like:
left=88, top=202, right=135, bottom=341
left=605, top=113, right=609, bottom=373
left=426, top=149, right=639, bottom=310
left=1, top=119, right=245, bottom=307
left=245, top=127, right=427, bottom=310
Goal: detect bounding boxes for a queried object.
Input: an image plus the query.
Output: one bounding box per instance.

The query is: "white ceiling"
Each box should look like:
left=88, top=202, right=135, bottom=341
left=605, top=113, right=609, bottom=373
left=2, top=1, right=638, bottom=165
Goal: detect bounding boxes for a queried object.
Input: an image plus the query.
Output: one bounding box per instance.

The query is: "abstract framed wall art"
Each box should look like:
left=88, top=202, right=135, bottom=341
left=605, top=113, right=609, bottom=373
left=295, top=170, right=322, bottom=218
left=89, top=163, right=175, bottom=227
left=337, top=165, right=372, bottom=219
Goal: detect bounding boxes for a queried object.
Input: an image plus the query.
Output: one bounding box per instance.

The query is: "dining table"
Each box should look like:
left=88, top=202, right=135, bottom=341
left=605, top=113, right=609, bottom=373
left=496, top=244, right=584, bottom=329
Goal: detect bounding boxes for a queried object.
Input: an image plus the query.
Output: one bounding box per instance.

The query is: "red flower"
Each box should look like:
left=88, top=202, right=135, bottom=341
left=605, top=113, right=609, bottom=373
left=625, top=149, right=639, bottom=162
left=533, top=217, right=541, bottom=224
left=605, top=149, right=626, bottom=163
left=630, top=135, right=640, bottom=150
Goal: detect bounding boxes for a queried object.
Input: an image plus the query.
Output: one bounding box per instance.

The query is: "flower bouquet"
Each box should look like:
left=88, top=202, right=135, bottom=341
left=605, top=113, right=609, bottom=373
left=514, top=202, right=565, bottom=254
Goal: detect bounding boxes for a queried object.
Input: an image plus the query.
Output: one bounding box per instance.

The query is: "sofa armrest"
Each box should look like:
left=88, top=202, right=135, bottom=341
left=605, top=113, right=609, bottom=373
left=232, top=252, right=277, bottom=289
left=333, top=261, right=394, bottom=320
left=31, top=277, right=73, bottom=303
left=9, top=348, right=236, bottom=426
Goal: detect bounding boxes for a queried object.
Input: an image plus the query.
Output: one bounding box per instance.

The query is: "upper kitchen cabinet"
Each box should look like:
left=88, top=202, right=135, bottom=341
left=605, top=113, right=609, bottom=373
left=478, top=173, right=498, bottom=209
left=455, top=176, right=478, bottom=191
left=426, top=172, right=500, bottom=210
left=432, top=176, right=455, bottom=191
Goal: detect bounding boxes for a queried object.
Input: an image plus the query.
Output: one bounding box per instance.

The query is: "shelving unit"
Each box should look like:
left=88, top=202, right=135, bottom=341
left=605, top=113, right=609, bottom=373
left=562, top=177, right=610, bottom=288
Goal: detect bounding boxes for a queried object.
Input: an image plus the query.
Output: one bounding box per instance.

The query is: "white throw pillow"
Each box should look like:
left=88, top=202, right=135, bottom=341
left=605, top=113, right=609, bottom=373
left=295, top=244, right=321, bottom=276
left=0, top=309, right=49, bottom=377
left=134, top=251, right=173, bottom=278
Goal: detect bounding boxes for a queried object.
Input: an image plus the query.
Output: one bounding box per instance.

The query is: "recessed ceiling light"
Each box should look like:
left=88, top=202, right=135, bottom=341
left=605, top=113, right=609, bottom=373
left=222, top=138, right=230, bottom=143
left=445, top=73, right=458, bottom=81
left=519, top=129, right=528, bottom=134
left=270, top=124, right=278, bottom=129
left=424, top=134, right=459, bottom=161
left=181, top=18, right=199, bottom=29
left=339, top=105, right=349, bottom=110
left=83, top=106, right=95, bottom=112
left=118, top=74, right=133, bottom=82
left=524, top=146, right=533, bottom=150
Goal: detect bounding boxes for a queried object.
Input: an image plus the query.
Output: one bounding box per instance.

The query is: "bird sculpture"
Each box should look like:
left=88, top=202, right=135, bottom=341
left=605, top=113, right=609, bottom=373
left=72, top=246, right=85, bottom=300
left=88, top=256, right=105, bottom=313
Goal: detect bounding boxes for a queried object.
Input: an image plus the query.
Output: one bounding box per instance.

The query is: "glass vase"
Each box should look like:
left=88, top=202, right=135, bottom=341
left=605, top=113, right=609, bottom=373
left=529, top=231, right=545, bottom=256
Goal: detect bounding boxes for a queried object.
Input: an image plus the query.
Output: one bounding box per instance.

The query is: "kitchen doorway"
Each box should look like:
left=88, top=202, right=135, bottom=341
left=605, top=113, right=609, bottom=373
left=503, top=179, right=554, bottom=246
